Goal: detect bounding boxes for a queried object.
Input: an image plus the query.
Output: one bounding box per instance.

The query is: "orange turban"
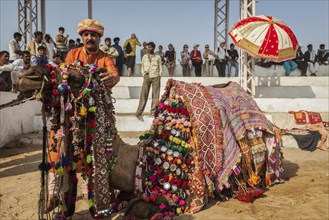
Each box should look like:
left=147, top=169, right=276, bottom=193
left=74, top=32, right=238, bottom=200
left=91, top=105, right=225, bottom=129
left=77, top=19, right=104, bottom=37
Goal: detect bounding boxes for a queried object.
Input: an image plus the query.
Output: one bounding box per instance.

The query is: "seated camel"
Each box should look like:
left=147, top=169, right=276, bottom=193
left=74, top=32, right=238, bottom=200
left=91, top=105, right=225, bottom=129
left=14, top=63, right=284, bottom=219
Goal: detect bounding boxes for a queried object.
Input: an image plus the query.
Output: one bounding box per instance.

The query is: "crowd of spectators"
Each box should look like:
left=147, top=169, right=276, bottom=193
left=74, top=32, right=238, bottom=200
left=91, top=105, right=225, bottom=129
left=256, top=44, right=329, bottom=77
left=1, top=27, right=329, bottom=91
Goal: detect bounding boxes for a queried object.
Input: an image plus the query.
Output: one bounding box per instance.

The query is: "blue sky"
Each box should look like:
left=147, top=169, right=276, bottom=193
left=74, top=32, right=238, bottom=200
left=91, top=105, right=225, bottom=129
left=1, top=0, right=328, bottom=62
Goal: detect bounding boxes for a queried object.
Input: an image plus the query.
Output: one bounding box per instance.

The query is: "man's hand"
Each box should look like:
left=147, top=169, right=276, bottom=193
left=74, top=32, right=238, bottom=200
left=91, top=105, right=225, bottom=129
left=99, top=72, right=116, bottom=89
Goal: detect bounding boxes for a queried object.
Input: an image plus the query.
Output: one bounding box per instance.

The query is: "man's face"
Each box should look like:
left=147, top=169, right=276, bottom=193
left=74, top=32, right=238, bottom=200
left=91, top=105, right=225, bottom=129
left=143, top=43, right=147, bottom=49
left=147, top=45, right=154, bottom=53
left=220, top=43, right=225, bottom=48
left=105, top=40, right=111, bottom=47
left=0, top=53, right=9, bottom=64
left=131, top=34, right=136, bottom=39
left=81, top=31, right=100, bottom=52
left=45, top=36, right=50, bottom=42
left=22, top=54, right=30, bottom=62
left=16, top=35, right=22, bottom=42
left=35, top=35, right=43, bottom=43
left=114, top=39, right=119, bottom=44
left=230, top=45, right=234, bottom=50
left=38, top=49, right=46, bottom=56
left=308, top=46, right=313, bottom=51
left=69, top=42, right=75, bottom=47
left=59, top=29, right=64, bottom=35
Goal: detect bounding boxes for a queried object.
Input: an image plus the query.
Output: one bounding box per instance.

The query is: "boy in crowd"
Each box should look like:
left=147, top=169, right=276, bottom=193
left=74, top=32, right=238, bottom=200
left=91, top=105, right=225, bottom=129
left=31, top=46, right=49, bottom=66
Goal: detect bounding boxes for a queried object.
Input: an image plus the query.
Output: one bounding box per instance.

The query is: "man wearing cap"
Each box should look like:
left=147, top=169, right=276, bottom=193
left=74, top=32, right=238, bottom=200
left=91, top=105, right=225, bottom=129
left=66, top=19, right=120, bottom=89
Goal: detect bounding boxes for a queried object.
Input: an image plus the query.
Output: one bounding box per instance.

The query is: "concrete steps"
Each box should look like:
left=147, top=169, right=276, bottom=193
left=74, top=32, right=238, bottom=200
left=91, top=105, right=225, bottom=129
left=113, top=76, right=329, bottom=99
left=1, top=76, right=328, bottom=147
left=111, top=76, right=329, bottom=114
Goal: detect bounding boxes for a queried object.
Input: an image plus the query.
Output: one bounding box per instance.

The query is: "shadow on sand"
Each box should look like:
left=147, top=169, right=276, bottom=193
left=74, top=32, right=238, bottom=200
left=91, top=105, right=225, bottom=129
left=0, top=153, right=41, bottom=178
left=0, top=143, right=42, bottom=178
left=282, top=159, right=300, bottom=181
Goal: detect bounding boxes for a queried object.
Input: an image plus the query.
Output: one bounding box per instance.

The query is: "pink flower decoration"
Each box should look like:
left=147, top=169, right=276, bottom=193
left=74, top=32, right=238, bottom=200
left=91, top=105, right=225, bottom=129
left=159, top=204, right=166, bottom=209
left=179, top=200, right=185, bottom=206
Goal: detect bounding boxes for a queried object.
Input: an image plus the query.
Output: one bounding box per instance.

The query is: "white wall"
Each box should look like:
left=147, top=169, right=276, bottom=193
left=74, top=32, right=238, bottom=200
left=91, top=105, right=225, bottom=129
left=0, top=92, right=42, bottom=147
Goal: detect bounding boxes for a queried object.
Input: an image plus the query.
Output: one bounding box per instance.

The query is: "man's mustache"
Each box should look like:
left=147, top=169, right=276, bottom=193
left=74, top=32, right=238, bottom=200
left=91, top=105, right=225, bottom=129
left=86, top=40, right=95, bottom=44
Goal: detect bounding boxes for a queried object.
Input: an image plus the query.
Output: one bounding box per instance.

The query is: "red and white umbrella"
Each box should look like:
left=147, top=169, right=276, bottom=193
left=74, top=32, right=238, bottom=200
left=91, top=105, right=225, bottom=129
left=229, top=15, right=299, bottom=62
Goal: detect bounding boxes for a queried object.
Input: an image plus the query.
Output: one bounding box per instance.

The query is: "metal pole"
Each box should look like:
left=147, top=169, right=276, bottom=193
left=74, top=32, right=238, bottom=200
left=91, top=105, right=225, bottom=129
left=88, top=0, right=92, bottom=19
left=214, top=0, right=218, bottom=51
left=41, top=0, right=45, bottom=33
left=29, top=0, right=33, bottom=41
left=225, top=0, right=229, bottom=48
left=214, top=0, right=229, bottom=51
left=239, top=0, right=256, bottom=95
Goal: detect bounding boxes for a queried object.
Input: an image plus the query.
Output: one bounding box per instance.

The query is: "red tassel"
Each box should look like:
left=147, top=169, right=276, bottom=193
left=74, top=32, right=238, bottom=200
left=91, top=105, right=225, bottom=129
left=237, top=187, right=264, bottom=203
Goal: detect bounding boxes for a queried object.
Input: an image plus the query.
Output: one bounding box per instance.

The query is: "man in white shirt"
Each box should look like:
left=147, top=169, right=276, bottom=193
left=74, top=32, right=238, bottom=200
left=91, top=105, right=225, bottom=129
left=0, top=51, right=14, bottom=91
left=8, top=32, right=22, bottom=62
left=215, top=42, right=227, bottom=77
left=12, top=51, right=31, bottom=92
left=45, top=34, right=57, bottom=60
left=136, top=42, right=162, bottom=118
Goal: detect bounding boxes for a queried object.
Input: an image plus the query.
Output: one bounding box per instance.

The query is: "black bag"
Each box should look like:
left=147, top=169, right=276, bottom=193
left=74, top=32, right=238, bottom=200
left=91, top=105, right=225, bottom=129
left=125, top=42, right=132, bottom=54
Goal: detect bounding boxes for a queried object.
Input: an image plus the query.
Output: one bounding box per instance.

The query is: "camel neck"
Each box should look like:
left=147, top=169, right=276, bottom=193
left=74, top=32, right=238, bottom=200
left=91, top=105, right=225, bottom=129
left=109, top=134, right=140, bottom=193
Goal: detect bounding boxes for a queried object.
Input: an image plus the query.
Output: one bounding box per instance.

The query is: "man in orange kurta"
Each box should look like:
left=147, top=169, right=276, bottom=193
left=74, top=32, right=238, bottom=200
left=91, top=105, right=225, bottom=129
left=47, top=19, right=120, bottom=212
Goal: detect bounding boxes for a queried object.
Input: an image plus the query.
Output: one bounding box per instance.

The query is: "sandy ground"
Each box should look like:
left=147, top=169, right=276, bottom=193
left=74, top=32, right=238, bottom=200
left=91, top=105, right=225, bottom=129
left=0, top=142, right=328, bottom=220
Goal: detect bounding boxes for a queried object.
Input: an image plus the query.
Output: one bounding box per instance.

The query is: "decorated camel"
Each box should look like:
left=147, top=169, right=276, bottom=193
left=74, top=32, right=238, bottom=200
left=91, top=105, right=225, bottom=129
left=3, top=62, right=284, bottom=219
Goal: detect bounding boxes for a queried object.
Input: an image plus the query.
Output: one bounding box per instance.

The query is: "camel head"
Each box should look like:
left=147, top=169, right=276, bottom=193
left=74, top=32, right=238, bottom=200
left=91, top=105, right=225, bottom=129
left=18, top=65, right=60, bottom=100
left=17, top=63, right=107, bottom=107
